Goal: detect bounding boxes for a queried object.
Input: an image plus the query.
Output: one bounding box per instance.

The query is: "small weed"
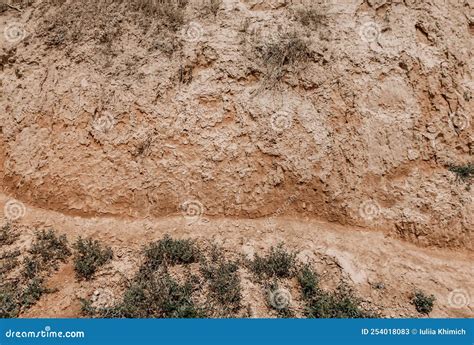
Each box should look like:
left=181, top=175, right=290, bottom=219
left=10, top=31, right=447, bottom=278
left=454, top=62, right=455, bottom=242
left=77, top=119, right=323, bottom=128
left=143, top=235, right=200, bottom=270
left=254, top=32, right=311, bottom=83
left=411, top=291, right=435, bottom=315
left=29, top=229, right=71, bottom=268
left=249, top=244, right=296, bottom=279
left=73, top=237, right=113, bottom=280
left=305, top=286, right=373, bottom=318
left=0, top=228, right=67, bottom=317
left=448, top=164, right=474, bottom=182
left=293, top=6, right=326, bottom=30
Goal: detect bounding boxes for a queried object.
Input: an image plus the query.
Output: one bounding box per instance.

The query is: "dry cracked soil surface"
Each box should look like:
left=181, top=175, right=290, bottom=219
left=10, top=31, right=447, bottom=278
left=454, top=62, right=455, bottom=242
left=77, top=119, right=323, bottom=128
left=0, top=0, right=473, bottom=318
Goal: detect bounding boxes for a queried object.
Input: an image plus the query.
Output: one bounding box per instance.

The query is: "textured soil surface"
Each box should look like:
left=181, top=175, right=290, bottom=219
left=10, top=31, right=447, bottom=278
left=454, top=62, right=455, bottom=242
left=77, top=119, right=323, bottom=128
left=0, top=194, right=472, bottom=318
left=0, top=0, right=473, bottom=318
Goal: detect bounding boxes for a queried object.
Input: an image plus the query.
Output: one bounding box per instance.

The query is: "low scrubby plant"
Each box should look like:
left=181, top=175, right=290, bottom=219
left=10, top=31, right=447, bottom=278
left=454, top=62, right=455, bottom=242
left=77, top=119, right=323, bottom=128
left=249, top=244, right=296, bottom=278
left=200, top=251, right=242, bottom=312
left=0, top=228, right=69, bottom=317
left=0, top=284, right=20, bottom=318
left=0, top=249, right=20, bottom=276
left=84, top=269, right=207, bottom=318
left=411, top=291, right=435, bottom=315
left=20, top=278, right=46, bottom=308
left=298, top=264, right=319, bottom=299
left=297, top=266, right=373, bottom=318
left=143, top=235, right=200, bottom=270
left=22, top=257, right=42, bottom=280
left=0, top=278, right=48, bottom=318
left=83, top=236, right=207, bottom=318
left=29, top=229, right=71, bottom=268
left=73, top=237, right=113, bottom=280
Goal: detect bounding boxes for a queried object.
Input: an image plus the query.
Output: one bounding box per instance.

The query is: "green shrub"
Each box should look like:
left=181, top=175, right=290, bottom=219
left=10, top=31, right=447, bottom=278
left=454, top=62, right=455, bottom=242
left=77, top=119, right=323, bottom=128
left=22, top=257, right=42, bottom=280
left=0, top=284, right=20, bottom=318
left=29, top=229, right=71, bottom=268
left=298, top=264, right=319, bottom=299
left=304, top=286, right=373, bottom=318
left=86, top=270, right=207, bottom=318
left=83, top=236, right=207, bottom=318
left=249, top=244, right=296, bottom=278
left=0, top=229, right=67, bottom=317
left=0, top=278, right=48, bottom=318
left=20, top=279, right=46, bottom=308
left=298, top=266, right=373, bottom=318
left=73, top=237, right=113, bottom=280
left=411, top=291, right=435, bottom=315
left=0, top=250, right=20, bottom=276
left=143, top=235, right=200, bottom=270
left=201, top=253, right=242, bottom=312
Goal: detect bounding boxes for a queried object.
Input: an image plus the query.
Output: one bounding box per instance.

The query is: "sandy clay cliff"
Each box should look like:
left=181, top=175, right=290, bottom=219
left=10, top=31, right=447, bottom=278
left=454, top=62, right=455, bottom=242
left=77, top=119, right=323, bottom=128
left=0, top=0, right=472, bottom=318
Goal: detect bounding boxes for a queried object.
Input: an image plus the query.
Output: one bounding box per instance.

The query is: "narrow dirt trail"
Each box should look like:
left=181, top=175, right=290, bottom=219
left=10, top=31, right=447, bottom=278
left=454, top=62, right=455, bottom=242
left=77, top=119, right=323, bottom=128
left=1, top=194, right=472, bottom=318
